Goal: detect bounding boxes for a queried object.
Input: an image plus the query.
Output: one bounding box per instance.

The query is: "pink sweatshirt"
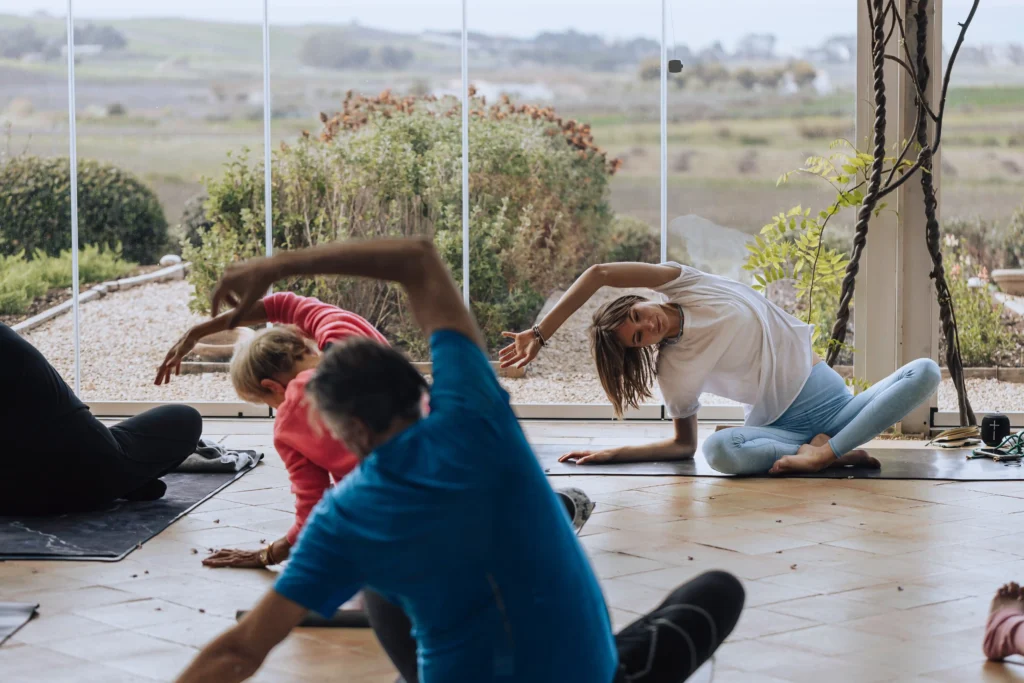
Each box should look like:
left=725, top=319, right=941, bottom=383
left=263, top=292, right=388, bottom=544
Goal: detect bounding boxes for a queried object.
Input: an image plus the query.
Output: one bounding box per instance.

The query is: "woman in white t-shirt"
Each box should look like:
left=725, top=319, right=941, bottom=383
left=501, top=262, right=940, bottom=475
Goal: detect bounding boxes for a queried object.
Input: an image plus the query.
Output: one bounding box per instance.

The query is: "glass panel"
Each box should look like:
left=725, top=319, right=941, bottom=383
left=268, top=0, right=462, bottom=364
left=470, top=0, right=662, bottom=409
left=668, top=1, right=858, bottom=409
left=63, top=1, right=262, bottom=404
left=1, top=3, right=76, bottom=392
left=939, top=0, right=1024, bottom=414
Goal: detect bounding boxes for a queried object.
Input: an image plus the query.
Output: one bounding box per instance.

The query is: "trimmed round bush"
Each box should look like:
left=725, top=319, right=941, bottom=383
left=0, top=155, right=168, bottom=263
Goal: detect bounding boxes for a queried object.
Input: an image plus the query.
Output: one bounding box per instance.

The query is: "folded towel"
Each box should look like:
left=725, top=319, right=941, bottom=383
left=175, top=439, right=264, bottom=473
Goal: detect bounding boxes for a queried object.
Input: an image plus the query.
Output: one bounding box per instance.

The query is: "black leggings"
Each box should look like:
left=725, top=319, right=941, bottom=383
left=365, top=570, right=745, bottom=683
left=0, top=324, right=203, bottom=516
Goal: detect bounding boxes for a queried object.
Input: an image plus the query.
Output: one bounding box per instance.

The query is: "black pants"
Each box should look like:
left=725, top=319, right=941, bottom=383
left=0, top=324, right=203, bottom=516
left=365, top=570, right=744, bottom=683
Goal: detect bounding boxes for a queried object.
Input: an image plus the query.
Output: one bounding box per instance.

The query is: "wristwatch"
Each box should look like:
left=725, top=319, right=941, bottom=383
left=259, top=544, right=276, bottom=567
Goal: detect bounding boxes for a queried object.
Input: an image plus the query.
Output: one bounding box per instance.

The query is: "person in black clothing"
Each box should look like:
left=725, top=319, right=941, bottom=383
left=0, top=323, right=202, bottom=516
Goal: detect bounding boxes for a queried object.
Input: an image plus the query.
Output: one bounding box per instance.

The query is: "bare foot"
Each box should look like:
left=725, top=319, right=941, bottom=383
left=769, top=444, right=836, bottom=475
left=990, top=582, right=1024, bottom=616
left=807, top=434, right=880, bottom=470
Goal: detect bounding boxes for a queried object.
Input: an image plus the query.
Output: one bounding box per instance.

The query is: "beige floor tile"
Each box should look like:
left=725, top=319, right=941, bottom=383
left=762, top=592, right=894, bottom=624
left=7, top=612, right=116, bottom=646
left=137, top=614, right=237, bottom=648
left=729, top=606, right=821, bottom=640
left=928, top=661, right=1024, bottom=682
left=586, top=551, right=669, bottom=579
left=761, top=566, right=888, bottom=594
left=760, top=623, right=898, bottom=656
left=74, top=597, right=200, bottom=629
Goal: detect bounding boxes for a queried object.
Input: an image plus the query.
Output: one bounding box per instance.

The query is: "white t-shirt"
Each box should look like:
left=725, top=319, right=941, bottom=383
left=654, top=262, right=816, bottom=427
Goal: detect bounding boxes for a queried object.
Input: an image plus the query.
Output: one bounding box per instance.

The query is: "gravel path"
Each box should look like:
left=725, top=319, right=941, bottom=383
left=16, top=279, right=1024, bottom=413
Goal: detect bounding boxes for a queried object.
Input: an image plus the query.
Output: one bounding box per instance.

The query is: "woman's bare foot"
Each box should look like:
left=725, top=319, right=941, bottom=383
left=809, top=434, right=881, bottom=470
left=769, top=444, right=836, bottom=475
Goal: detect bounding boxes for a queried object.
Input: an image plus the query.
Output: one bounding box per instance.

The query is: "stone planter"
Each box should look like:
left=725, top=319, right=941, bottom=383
left=993, top=269, right=1024, bottom=296
left=192, top=327, right=256, bottom=362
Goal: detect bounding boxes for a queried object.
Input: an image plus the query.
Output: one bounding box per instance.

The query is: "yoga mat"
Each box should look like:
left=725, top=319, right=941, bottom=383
left=0, top=452, right=261, bottom=562
left=533, top=443, right=1024, bottom=481
left=0, top=603, right=38, bottom=646
left=236, top=609, right=370, bottom=628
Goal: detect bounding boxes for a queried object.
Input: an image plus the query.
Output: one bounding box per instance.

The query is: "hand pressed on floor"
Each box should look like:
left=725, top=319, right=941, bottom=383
left=202, top=548, right=266, bottom=569
left=558, top=449, right=617, bottom=465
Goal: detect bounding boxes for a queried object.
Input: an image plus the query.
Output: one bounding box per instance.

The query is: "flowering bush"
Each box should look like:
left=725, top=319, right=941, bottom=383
left=185, top=90, right=624, bottom=355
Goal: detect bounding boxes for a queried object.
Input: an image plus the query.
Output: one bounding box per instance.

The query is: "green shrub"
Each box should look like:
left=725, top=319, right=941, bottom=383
left=942, top=243, right=1012, bottom=366
left=601, top=215, right=660, bottom=264
left=0, top=155, right=168, bottom=264
left=942, top=216, right=1007, bottom=274
left=0, top=245, right=135, bottom=315
left=1005, top=205, right=1024, bottom=268
left=185, top=92, right=619, bottom=354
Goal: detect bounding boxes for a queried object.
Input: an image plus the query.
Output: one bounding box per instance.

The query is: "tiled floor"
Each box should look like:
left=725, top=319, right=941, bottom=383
left=4, top=420, right=1024, bottom=682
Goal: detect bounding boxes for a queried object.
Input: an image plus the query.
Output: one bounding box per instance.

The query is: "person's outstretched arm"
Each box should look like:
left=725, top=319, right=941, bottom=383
left=559, top=416, right=698, bottom=465
left=155, top=301, right=270, bottom=385
left=210, top=237, right=483, bottom=350
left=499, top=262, right=680, bottom=369
left=175, top=590, right=306, bottom=683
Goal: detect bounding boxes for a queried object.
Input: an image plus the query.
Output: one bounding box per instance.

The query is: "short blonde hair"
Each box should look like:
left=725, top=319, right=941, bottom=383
left=229, top=325, right=317, bottom=403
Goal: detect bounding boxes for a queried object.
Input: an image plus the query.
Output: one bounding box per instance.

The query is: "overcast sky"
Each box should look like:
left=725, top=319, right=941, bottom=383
left=4, top=0, right=1019, bottom=52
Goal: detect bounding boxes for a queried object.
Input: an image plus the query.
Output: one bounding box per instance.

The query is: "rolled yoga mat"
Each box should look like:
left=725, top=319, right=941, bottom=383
left=533, top=442, right=1024, bottom=481
left=236, top=609, right=370, bottom=628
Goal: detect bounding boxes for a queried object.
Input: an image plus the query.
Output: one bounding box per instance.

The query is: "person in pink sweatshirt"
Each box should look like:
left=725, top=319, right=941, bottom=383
left=156, top=292, right=386, bottom=569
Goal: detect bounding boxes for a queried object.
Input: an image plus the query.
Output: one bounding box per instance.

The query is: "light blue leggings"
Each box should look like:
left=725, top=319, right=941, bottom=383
left=701, top=358, right=941, bottom=475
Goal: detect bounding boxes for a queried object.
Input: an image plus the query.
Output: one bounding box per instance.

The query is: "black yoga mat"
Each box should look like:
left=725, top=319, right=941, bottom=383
left=0, top=453, right=261, bottom=562
left=534, top=443, right=1024, bottom=481
left=0, top=603, right=38, bottom=646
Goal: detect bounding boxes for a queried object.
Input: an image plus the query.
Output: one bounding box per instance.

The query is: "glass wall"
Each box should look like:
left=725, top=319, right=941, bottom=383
left=939, top=0, right=1024, bottom=413
left=66, top=0, right=263, bottom=404
left=269, top=0, right=462, bottom=364
left=667, top=1, right=857, bottom=407
left=470, top=0, right=662, bottom=411
left=1, top=3, right=74, bottom=392
left=2, top=1, right=886, bottom=418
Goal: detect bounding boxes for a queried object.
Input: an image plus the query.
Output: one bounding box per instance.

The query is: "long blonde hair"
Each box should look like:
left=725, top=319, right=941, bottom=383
left=590, top=295, right=657, bottom=418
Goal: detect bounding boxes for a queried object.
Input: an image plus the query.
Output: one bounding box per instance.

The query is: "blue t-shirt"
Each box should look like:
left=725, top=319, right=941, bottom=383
left=275, top=330, right=617, bottom=683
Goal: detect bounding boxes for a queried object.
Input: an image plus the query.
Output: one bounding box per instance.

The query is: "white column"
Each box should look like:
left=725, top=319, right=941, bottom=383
left=854, top=0, right=940, bottom=434
left=897, top=0, right=942, bottom=433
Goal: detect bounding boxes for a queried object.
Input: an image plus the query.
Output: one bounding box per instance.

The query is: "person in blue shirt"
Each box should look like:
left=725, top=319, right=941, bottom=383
left=176, top=237, right=744, bottom=683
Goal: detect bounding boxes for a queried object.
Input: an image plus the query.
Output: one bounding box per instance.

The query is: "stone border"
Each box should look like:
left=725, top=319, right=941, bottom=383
left=12, top=263, right=190, bottom=334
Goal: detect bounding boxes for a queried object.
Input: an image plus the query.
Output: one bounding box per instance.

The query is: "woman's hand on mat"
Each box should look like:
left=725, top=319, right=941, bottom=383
left=202, top=548, right=267, bottom=569
left=155, top=330, right=200, bottom=385
left=498, top=330, right=542, bottom=369
left=558, top=449, right=618, bottom=465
